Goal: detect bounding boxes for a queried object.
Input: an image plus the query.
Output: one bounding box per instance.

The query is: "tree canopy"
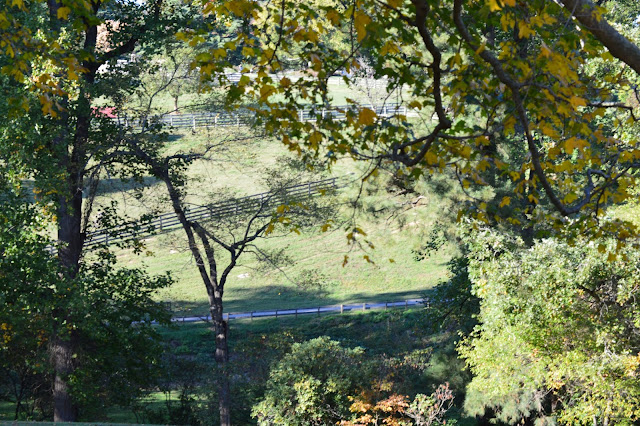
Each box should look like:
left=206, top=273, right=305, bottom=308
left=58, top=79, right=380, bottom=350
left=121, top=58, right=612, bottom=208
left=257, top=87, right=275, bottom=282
left=197, top=0, right=640, bottom=245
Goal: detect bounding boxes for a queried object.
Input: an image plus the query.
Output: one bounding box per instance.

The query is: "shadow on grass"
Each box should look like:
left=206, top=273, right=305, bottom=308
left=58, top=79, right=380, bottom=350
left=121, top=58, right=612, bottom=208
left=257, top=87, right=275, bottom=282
left=94, top=176, right=162, bottom=197
left=166, top=284, right=438, bottom=317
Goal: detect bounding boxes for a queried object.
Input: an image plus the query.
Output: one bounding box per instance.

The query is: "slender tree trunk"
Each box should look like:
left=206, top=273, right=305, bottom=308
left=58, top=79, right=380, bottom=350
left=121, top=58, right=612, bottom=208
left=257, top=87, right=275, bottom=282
left=156, top=162, right=235, bottom=425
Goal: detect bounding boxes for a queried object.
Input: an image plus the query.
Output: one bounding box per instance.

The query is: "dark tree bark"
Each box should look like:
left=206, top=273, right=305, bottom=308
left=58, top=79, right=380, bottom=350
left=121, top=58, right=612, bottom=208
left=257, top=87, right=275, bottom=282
left=43, top=0, right=159, bottom=417
left=50, top=331, right=79, bottom=422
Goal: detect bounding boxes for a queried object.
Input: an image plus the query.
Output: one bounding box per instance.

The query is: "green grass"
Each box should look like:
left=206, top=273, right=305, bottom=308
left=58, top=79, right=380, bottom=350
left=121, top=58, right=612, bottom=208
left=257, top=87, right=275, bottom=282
left=105, top=159, right=458, bottom=316
left=89, top=81, right=457, bottom=317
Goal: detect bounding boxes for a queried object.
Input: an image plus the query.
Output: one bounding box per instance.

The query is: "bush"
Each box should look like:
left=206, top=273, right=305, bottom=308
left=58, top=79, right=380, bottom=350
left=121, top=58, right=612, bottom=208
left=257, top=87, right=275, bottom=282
left=252, top=336, right=369, bottom=425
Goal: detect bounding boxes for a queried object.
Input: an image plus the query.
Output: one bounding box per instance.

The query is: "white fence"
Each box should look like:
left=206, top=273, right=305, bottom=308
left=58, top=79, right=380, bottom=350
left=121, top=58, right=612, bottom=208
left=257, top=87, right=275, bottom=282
left=117, top=102, right=411, bottom=131
left=168, top=298, right=428, bottom=323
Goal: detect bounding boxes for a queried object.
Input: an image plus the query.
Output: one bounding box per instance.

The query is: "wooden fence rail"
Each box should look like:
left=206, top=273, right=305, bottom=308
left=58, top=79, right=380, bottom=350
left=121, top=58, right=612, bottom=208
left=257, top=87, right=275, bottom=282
left=84, top=176, right=345, bottom=248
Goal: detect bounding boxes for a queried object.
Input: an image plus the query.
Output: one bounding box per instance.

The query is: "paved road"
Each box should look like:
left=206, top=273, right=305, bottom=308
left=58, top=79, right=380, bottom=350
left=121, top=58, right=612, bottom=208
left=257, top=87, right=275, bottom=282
left=169, top=298, right=427, bottom=324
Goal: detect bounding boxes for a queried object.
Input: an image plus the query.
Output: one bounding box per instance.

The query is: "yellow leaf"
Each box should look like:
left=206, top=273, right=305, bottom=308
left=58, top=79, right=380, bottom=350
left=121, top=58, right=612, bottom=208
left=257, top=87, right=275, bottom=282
left=326, top=10, right=340, bottom=25
left=564, top=192, right=578, bottom=203
left=380, top=41, right=399, bottom=56
left=242, top=46, right=253, bottom=56
left=57, top=6, right=71, bottom=20
left=503, top=0, right=515, bottom=5
left=309, top=131, right=322, bottom=149
left=354, top=11, right=371, bottom=42
left=500, top=14, right=515, bottom=31
left=238, top=75, right=251, bottom=86
left=265, top=223, right=274, bottom=235
left=460, top=145, right=472, bottom=159
left=425, top=151, right=438, bottom=165
left=259, top=84, right=275, bottom=99
left=517, top=22, right=535, bottom=38
left=539, top=123, right=559, bottom=139
left=504, top=115, right=517, bottom=134
left=306, top=29, right=319, bottom=43
left=212, top=48, right=226, bottom=59
left=568, top=96, right=587, bottom=109
left=499, top=196, right=511, bottom=207
left=358, top=108, right=377, bottom=125
left=487, top=0, right=501, bottom=11
left=279, top=77, right=291, bottom=88
left=565, top=137, right=588, bottom=155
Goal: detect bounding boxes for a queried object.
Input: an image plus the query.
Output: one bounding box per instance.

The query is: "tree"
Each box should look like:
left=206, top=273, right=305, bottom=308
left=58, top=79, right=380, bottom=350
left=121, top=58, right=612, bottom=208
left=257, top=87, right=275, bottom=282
left=0, top=166, right=173, bottom=420
left=119, top=127, right=334, bottom=425
left=458, top=227, right=640, bottom=424
left=343, top=383, right=456, bottom=426
left=0, top=176, right=57, bottom=420
left=196, top=0, right=640, bottom=244
left=252, top=336, right=369, bottom=425
left=192, top=1, right=640, bottom=422
left=0, top=0, right=195, bottom=420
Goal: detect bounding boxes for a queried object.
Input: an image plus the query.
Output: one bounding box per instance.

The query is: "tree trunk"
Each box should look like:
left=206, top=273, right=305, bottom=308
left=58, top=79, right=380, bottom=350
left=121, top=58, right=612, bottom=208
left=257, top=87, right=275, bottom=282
left=50, top=331, right=78, bottom=422
left=211, top=301, right=231, bottom=426
left=51, top=85, right=90, bottom=422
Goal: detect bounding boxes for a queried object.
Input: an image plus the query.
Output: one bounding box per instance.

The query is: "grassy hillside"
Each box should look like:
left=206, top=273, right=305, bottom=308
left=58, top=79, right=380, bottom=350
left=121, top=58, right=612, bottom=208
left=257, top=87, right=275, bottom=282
left=90, top=122, right=460, bottom=316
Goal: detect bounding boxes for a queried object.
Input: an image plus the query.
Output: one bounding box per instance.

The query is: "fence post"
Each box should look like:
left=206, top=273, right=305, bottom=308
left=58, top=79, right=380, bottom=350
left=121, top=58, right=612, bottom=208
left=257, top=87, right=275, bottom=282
left=170, top=115, right=173, bottom=126
left=236, top=114, right=240, bottom=127
left=159, top=216, right=163, bottom=231
left=317, top=307, right=320, bottom=316
left=192, top=114, right=196, bottom=131
left=295, top=309, right=298, bottom=318
left=385, top=302, right=388, bottom=311
left=308, top=181, right=312, bottom=196
left=275, top=310, right=278, bottom=319
left=405, top=300, right=408, bottom=309
left=299, top=110, right=304, bottom=121
left=322, top=108, right=325, bottom=119
left=340, top=304, right=344, bottom=314
left=215, top=115, right=218, bottom=126
left=362, top=303, right=366, bottom=312
left=250, top=311, right=253, bottom=321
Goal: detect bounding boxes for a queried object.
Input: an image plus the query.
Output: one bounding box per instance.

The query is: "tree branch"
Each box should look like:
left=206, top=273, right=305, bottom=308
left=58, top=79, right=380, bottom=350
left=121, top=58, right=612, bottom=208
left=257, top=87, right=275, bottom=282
left=559, top=0, right=640, bottom=76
